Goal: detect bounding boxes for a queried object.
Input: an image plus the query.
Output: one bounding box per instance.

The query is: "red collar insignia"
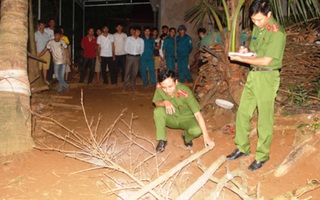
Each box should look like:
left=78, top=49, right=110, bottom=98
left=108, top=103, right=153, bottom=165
left=177, top=90, right=189, bottom=98
left=267, top=24, right=272, bottom=31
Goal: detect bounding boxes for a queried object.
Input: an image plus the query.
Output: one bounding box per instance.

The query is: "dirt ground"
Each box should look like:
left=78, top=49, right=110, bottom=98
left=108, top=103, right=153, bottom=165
left=0, top=72, right=320, bottom=200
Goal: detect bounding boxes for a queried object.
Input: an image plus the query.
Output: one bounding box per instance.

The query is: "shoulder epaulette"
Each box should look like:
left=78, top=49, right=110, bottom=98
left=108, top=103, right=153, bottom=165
left=272, top=24, right=279, bottom=32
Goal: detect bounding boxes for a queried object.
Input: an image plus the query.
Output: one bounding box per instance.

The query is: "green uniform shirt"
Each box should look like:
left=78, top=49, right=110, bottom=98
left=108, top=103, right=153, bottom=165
left=152, top=83, right=200, bottom=117
left=249, top=17, right=286, bottom=69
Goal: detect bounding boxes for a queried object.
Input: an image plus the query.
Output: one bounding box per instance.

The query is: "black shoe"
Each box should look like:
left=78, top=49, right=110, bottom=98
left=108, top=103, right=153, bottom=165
left=226, top=149, right=249, bottom=160
left=156, top=140, right=167, bottom=153
left=182, top=133, right=193, bottom=148
left=248, top=159, right=268, bottom=171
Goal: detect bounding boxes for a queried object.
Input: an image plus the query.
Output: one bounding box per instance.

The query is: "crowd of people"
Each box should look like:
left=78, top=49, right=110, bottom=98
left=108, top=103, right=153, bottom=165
left=35, top=20, right=197, bottom=93
left=34, top=0, right=285, bottom=172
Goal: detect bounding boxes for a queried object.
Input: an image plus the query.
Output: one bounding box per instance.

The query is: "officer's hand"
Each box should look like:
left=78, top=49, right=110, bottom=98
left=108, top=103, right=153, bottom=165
left=203, top=136, right=215, bottom=149
left=163, top=100, right=175, bottom=115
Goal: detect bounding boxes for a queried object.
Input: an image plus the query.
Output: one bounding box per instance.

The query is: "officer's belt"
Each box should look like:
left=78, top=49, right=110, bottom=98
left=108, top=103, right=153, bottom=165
left=251, top=67, right=279, bottom=72
left=127, top=54, right=140, bottom=57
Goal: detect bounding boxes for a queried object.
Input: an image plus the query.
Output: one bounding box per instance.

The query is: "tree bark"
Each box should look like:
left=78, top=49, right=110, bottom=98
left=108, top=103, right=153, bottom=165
left=0, top=0, right=34, bottom=155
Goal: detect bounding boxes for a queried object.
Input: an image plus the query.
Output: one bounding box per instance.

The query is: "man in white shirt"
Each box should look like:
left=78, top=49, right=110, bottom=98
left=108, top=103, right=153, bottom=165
left=123, top=26, right=144, bottom=91
left=114, top=23, right=127, bottom=83
left=44, top=19, right=55, bottom=39
left=97, top=25, right=115, bottom=85
left=35, top=20, right=51, bottom=85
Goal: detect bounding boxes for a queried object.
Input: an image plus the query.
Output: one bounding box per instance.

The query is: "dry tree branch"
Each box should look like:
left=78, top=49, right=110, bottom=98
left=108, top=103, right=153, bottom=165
left=94, top=113, right=103, bottom=138
left=271, top=179, right=320, bottom=199
left=98, top=109, right=127, bottom=146
left=197, top=164, right=251, bottom=200
left=33, top=111, right=162, bottom=199
left=32, top=111, right=92, bottom=147
left=165, top=170, right=181, bottom=199
left=133, top=153, right=157, bottom=173
left=80, top=90, right=99, bottom=148
left=208, top=169, right=251, bottom=200
left=69, top=166, right=106, bottom=175
left=119, top=129, right=154, bottom=155
left=128, top=147, right=213, bottom=200
left=176, top=155, right=226, bottom=200
left=157, top=152, right=172, bottom=169
left=101, top=178, right=125, bottom=200
left=40, top=127, right=89, bottom=151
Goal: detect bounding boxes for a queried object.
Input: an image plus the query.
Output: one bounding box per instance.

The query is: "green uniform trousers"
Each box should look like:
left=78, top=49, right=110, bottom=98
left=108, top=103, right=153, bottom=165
left=154, top=107, right=202, bottom=142
left=235, top=70, right=280, bottom=161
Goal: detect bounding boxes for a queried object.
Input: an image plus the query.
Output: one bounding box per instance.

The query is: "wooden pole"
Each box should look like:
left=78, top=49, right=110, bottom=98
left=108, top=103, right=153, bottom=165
left=176, top=155, right=226, bottom=200
left=274, top=142, right=316, bottom=177
left=128, top=147, right=213, bottom=200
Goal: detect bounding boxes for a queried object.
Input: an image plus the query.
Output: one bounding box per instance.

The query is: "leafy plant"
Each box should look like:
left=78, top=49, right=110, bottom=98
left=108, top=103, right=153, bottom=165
left=288, top=84, right=310, bottom=106
left=297, top=116, right=320, bottom=134
left=185, top=0, right=320, bottom=52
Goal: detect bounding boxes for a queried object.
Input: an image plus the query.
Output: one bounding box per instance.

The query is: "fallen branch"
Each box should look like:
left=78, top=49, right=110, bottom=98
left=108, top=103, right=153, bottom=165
left=32, top=98, right=163, bottom=199
left=176, top=155, right=226, bottom=200
left=271, top=179, right=320, bottom=200
left=274, top=139, right=316, bottom=177
left=198, top=164, right=250, bottom=199
left=207, top=169, right=251, bottom=200
left=128, top=146, right=213, bottom=200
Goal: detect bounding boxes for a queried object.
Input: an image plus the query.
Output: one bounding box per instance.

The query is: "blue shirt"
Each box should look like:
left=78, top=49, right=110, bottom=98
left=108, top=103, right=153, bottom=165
left=141, top=36, right=155, bottom=60
left=176, top=34, right=193, bottom=56
left=163, top=36, right=175, bottom=57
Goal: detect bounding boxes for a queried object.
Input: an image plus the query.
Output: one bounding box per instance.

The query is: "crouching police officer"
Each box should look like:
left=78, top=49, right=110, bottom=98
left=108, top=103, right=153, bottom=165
left=152, top=69, right=215, bottom=153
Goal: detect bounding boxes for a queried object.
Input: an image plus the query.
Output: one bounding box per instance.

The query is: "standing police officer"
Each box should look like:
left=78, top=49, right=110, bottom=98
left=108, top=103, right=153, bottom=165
left=153, top=70, right=215, bottom=153
left=227, top=0, right=286, bottom=171
left=176, top=25, right=193, bottom=83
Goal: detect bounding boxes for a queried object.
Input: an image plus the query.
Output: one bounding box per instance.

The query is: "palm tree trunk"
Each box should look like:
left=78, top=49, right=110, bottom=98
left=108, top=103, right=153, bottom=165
left=0, top=0, right=34, bottom=155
